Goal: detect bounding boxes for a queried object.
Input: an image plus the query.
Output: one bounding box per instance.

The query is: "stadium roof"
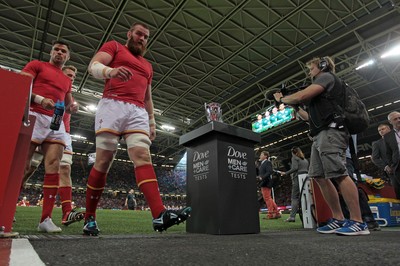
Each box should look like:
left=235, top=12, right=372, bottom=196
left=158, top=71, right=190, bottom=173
left=1, top=0, right=400, bottom=166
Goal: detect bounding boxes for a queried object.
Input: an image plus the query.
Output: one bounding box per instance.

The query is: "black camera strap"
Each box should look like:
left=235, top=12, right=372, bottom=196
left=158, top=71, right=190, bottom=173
left=349, top=136, right=361, bottom=181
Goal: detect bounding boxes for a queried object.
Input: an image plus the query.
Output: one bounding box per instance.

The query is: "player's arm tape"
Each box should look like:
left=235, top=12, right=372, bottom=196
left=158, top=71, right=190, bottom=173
left=33, top=94, right=44, bottom=104
left=90, top=61, right=114, bottom=79
left=148, top=113, right=155, bottom=125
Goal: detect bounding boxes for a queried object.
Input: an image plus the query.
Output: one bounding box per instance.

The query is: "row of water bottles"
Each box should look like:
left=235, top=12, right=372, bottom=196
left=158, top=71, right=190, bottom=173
left=50, top=100, right=64, bottom=130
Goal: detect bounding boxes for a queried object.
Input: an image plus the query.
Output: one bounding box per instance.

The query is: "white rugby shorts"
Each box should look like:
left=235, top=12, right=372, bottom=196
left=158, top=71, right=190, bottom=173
left=30, top=111, right=66, bottom=146
left=95, top=98, right=150, bottom=136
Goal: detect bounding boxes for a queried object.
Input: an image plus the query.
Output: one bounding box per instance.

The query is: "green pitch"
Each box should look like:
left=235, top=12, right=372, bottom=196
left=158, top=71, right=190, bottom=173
left=13, top=206, right=303, bottom=235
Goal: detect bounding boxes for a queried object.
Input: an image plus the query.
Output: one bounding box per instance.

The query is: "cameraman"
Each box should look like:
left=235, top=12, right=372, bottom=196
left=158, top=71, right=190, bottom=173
left=273, top=56, right=369, bottom=236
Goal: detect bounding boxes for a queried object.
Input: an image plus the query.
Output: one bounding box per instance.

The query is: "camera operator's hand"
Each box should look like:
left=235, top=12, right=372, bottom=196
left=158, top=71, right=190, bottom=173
left=273, top=92, right=283, bottom=103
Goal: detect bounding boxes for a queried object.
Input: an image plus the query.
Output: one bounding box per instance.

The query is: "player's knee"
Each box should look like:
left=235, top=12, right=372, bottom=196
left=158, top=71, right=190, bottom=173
left=44, top=152, right=60, bottom=166
left=96, top=133, right=119, bottom=151
left=59, top=174, right=72, bottom=186
left=134, top=150, right=152, bottom=164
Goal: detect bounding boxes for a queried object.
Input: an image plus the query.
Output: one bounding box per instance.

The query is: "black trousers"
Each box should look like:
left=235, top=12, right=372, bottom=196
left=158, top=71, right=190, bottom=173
left=334, top=157, right=375, bottom=222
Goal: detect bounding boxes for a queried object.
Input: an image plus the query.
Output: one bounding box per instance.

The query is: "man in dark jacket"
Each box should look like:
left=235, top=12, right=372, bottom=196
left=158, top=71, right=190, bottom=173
left=372, top=123, right=392, bottom=173
left=383, top=112, right=400, bottom=199
left=257, top=151, right=280, bottom=219
left=371, top=123, right=398, bottom=197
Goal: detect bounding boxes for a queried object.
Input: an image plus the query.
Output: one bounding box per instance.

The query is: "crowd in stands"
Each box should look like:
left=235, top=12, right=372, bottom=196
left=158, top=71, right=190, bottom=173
left=20, top=154, right=383, bottom=211
left=21, top=155, right=188, bottom=210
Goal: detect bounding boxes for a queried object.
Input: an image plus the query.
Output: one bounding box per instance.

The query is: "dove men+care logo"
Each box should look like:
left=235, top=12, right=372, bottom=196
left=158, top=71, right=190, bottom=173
left=192, top=150, right=210, bottom=181
left=227, top=145, right=248, bottom=179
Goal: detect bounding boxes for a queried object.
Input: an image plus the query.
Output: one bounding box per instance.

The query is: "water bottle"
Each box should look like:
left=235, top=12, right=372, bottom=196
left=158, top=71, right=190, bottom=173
left=50, top=100, right=65, bottom=130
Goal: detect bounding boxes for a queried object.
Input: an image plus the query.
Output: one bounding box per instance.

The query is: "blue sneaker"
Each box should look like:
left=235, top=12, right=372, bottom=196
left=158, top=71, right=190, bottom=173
left=335, top=220, right=370, bottom=236
left=83, top=216, right=100, bottom=236
left=316, top=218, right=345, bottom=234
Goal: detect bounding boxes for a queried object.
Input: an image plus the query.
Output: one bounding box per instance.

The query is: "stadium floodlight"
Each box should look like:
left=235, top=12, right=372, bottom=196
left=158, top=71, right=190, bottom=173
left=86, top=104, right=97, bottom=112
left=381, top=44, right=400, bottom=58
left=355, top=59, right=375, bottom=70
left=161, top=124, right=175, bottom=131
left=71, top=134, right=86, bottom=140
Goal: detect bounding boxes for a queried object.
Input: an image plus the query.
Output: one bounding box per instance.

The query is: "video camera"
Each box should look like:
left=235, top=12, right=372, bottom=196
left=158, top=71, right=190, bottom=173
left=266, top=83, right=309, bottom=108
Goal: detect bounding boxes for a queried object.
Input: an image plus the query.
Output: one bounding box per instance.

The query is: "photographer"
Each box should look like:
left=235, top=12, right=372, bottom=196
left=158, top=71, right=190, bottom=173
left=273, top=56, right=369, bottom=236
left=281, top=146, right=309, bottom=223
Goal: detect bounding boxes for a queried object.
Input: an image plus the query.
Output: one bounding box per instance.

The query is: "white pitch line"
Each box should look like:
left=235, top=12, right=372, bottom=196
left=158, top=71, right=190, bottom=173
left=10, top=239, right=45, bottom=266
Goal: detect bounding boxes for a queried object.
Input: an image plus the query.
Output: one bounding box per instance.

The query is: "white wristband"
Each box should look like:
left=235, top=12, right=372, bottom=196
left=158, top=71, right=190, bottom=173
left=149, top=118, right=156, bottom=126
left=34, top=95, right=45, bottom=105
left=90, top=61, right=114, bottom=79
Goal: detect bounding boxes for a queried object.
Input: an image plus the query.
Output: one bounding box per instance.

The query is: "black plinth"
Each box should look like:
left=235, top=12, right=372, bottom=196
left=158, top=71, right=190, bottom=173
left=179, top=121, right=261, bottom=234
